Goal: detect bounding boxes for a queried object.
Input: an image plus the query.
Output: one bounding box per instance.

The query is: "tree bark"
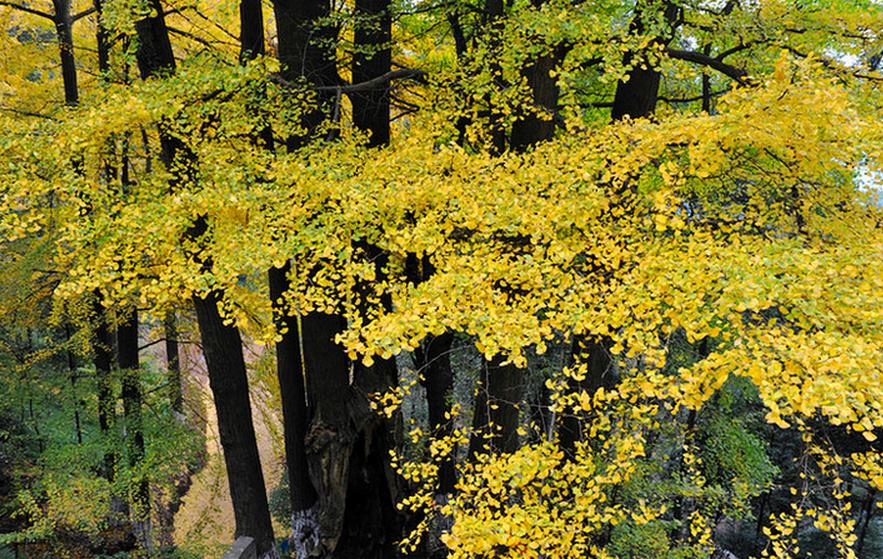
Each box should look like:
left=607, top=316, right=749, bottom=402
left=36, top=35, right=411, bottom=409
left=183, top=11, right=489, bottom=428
left=611, top=2, right=680, bottom=121
left=163, top=312, right=183, bottom=415
left=469, top=356, right=521, bottom=457
left=52, top=0, right=78, bottom=105
left=269, top=265, right=320, bottom=558
left=559, top=337, right=612, bottom=457
left=117, top=310, right=151, bottom=549
left=133, top=5, right=278, bottom=556
left=352, top=0, right=391, bottom=147
left=92, top=299, right=116, bottom=483
left=419, top=333, right=457, bottom=494
left=193, top=292, right=277, bottom=558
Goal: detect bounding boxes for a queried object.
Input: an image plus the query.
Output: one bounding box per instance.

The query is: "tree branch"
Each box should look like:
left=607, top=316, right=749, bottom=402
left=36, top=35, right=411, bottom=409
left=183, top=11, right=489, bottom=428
left=315, top=68, right=428, bottom=93
left=666, top=47, right=750, bottom=85
left=71, top=6, right=96, bottom=22
left=0, top=1, right=54, bottom=21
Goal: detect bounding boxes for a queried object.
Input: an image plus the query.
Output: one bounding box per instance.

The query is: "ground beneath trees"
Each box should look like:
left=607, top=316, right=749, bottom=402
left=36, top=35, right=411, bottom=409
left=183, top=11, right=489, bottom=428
left=171, top=343, right=285, bottom=558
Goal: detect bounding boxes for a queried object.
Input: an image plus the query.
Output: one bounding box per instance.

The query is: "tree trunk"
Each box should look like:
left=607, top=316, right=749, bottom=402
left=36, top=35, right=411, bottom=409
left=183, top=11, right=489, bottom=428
left=193, top=292, right=277, bottom=559
left=117, top=310, right=151, bottom=550
left=352, top=0, right=391, bottom=147
left=559, top=337, right=612, bottom=457
left=269, top=265, right=320, bottom=558
left=469, top=356, right=521, bottom=457
left=510, top=50, right=561, bottom=150
left=52, top=0, right=78, bottom=105
left=92, top=299, right=116, bottom=483
left=419, top=333, right=457, bottom=494
left=611, top=2, right=679, bottom=122
left=164, top=312, right=183, bottom=415
left=133, top=5, right=278, bottom=555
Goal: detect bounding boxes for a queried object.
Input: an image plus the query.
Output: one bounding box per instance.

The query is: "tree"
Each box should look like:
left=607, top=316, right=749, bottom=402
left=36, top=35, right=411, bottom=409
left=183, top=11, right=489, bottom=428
left=1, top=0, right=882, bottom=558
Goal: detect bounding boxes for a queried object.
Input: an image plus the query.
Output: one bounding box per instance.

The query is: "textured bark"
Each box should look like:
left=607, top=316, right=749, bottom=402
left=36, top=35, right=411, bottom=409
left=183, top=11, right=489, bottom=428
left=469, top=356, right=521, bottom=457
left=193, top=292, right=277, bottom=558
left=269, top=264, right=319, bottom=554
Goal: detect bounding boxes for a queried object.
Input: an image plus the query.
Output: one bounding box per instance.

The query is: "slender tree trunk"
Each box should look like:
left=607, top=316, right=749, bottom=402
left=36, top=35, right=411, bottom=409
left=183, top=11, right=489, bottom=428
left=132, top=4, right=277, bottom=556
left=117, top=310, right=151, bottom=550
left=559, top=337, right=612, bottom=456
left=63, top=325, right=83, bottom=445
left=419, top=333, right=456, bottom=495
left=469, top=356, right=521, bottom=457
left=93, top=300, right=116, bottom=482
left=164, top=312, right=183, bottom=415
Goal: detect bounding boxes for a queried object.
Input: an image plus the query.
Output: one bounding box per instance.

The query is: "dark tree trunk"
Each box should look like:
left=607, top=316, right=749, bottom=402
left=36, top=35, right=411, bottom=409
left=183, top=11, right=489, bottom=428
left=611, top=2, right=679, bottom=121
left=117, top=310, right=151, bottom=548
left=240, top=0, right=265, bottom=61
left=63, top=325, right=83, bottom=445
left=469, top=356, right=521, bottom=457
left=273, top=0, right=339, bottom=147
left=510, top=50, right=561, bottom=149
left=300, top=312, right=354, bottom=555
left=559, top=337, right=612, bottom=457
left=419, top=333, right=457, bottom=494
left=92, top=300, right=116, bottom=482
left=193, top=292, right=277, bottom=558
left=52, top=0, right=78, bottom=105
left=164, top=312, right=183, bottom=414
left=94, top=0, right=111, bottom=76
left=133, top=5, right=277, bottom=556
left=269, top=265, right=320, bottom=557
left=133, top=0, right=176, bottom=78
left=352, top=0, right=391, bottom=147
left=272, top=1, right=400, bottom=556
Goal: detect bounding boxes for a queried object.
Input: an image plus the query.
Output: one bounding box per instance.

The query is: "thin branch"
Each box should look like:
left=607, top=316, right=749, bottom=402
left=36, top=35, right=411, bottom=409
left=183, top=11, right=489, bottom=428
left=659, top=88, right=730, bottom=104
left=71, top=6, right=96, bottom=22
left=666, top=47, right=750, bottom=85
left=0, top=106, right=57, bottom=120
left=316, top=68, right=428, bottom=93
left=166, top=25, right=229, bottom=49
left=0, top=1, right=54, bottom=21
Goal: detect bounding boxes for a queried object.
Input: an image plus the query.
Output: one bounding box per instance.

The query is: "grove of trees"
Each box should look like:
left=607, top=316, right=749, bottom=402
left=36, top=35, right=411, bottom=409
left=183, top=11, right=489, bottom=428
left=0, top=0, right=881, bottom=558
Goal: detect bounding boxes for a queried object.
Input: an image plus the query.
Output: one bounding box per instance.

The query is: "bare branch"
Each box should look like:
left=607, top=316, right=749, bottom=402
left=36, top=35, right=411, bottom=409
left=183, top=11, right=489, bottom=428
left=316, top=68, right=428, bottom=93
left=72, top=6, right=96, bottom=22
left=0, top=1, right=54, bottom=21
left=666, top=47, right=750, bottom=85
